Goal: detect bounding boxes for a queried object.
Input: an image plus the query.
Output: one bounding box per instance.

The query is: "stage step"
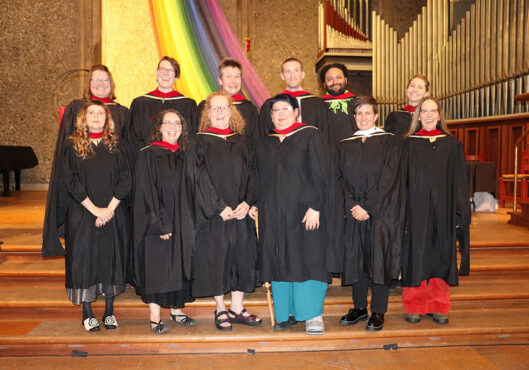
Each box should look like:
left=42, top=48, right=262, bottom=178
left=1, top=307, right=529, bottom=356
left=2, top=247, right=529, bottom=280
left=1, top=271, right=528, bottom=319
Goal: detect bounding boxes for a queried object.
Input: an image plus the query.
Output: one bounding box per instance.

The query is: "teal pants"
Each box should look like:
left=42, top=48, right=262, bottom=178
left=271, top=280, right=328, bottom=322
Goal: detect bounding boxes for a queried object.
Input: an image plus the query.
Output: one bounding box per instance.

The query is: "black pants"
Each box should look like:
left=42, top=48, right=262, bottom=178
left=352, top=276, right=389, bottom=314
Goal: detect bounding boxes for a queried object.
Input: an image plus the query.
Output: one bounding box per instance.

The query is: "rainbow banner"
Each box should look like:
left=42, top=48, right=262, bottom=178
left=150, top=0, right=271, bottom=106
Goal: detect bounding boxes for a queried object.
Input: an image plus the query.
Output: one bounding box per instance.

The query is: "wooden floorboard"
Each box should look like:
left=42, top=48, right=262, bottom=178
left=2, top=191, right=529, bottom=362
left=0, top=309, right=528, bottom=356
left=1, top=345, right=529, bottom=370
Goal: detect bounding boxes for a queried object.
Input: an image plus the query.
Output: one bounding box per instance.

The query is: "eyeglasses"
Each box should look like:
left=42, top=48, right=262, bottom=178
left=271, top=106, right=293, bottom=114
left=210, top=105, right=229, bottom=112
left=158, top=67, right=176, bottom=74
left=91, top=78, right=111, bottom=84
left=421, top=109, right=438, bottom=115
left=162, top=121, right=182, bottom=126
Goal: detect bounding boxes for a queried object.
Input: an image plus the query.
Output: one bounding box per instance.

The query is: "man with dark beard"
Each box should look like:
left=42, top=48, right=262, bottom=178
left=320, top=63, right=357, bottom=147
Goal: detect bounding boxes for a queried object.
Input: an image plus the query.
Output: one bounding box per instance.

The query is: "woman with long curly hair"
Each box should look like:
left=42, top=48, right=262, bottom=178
left=43, top=64, right=129, bottom=258
left=185, top=92, right=261, bottom=331
left=61, top=100, right=131, bottom=332
left=131, top=109, right=196, bottom=334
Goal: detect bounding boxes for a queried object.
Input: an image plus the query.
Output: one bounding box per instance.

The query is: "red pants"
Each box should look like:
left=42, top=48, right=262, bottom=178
left=402, top=278, right=450, bottom=315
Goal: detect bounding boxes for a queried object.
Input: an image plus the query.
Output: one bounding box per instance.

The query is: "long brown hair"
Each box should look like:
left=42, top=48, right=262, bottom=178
left=70, top=100, right=119, bottom=159
left=407, top=74, right=430, bottom=92
left=198, top=92, right=245, bottom=134
left=83, top=64, right=116, bottom=100
left=406, top=97, right=451, bottom=137
left=148, top=109, right=190, bottom=150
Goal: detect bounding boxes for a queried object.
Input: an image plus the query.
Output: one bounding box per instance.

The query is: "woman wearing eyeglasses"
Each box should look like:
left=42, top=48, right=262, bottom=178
left=184, top=92, right=261, bottom=331
left=402, top=97, right=471, bottom=325
left=43, top=64, right=129, bottom=258
left=127, top=56, right=198, bottom=159
left=131, top=109, right=196, bottom=334
left=250, top=93, right=333, bottom=335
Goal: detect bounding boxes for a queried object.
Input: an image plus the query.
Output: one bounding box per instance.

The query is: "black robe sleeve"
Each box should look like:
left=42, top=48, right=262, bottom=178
left=183, top=138, right=227, bottom=228
left=42, top=100, right=85, bottom=257
left=258, top=99, right=274, bottom=137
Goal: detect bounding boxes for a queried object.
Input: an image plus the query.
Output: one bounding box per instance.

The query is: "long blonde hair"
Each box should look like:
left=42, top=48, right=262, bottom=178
left=198, top=92, right=245, bottom=134
left=405, top=97, right=451, bottom=137
left=69, top=100, right=119, bottom=159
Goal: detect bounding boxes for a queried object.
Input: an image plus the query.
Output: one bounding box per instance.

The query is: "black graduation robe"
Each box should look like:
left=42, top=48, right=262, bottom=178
left=131, top=145, right=194, bottom=297
left=258, top=90, right=330, bottom=142
left=42, top=98, right=129, bottom=258
left=184, top=131, right=258, bottom=297
left=402, top=133, right=471, bottom=287
left=127, top=90, right=198, bottom=155
left=322, top=91, right=358, bottom=146
left=336, top=130, right=404, bottom=287
left=197, top=93, right=259, bottom=142
left=62, top=139, right=131, bottom=289
left=384, top=109, right=414, bottom=137
left=253, top=124, right=334, bottom=283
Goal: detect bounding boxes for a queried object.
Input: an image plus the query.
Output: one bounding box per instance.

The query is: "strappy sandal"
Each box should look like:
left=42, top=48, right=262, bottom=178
left=214, top=310, right=232, bottom=331
left=170, top=313, right=197, bottom=326
left=228, top=308, right=262, bottom=326
left=150, top=320, right=168, bottom=334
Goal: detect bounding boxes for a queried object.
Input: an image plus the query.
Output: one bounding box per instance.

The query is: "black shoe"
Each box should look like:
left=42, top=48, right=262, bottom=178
left=273, top=315, right=297, bottom=331
left=432, top=312, right=449, bottom=324
left=170, top=313, right=197, bottom=327
left=340, top=308, right=368, bottom=326
left=102, top=315, right=118, bottom=330
left=366, top=313, right=384, bottom=331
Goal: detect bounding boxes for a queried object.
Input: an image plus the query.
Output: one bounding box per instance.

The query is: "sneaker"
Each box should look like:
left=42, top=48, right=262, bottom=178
left=405, top=313, right=421, bottom=323
left=305, top=315, right=324, bottom=335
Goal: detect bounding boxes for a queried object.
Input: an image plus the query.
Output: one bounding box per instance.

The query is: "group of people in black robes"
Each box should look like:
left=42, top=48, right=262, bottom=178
left=42, top=55, right=470, bottom=335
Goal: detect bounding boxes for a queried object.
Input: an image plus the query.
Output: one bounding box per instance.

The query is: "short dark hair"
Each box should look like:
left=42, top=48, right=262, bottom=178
left=157, top=56, right=181, bottom=79
left=353, top=95, right=378, bottom=115
left=218, top=58, right=242, bottom=77
left=269, top=93, right=299, bottom=111
left=319, top=63, right=348, bottom=84
left=281, top=57, right=303, bottom=72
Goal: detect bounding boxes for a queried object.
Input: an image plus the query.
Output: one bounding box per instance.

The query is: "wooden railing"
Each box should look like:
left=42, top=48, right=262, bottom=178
left=447, top=113, right=529, bottom=178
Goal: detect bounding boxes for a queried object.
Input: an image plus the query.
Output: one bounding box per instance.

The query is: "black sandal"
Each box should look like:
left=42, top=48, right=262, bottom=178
left=170, top=313, right=197, bottom=326
left=228, top=308, right=262, bottom=326
left=150, top=320, right=168, bottom=334
left=214, top=310, right=232, bottom=331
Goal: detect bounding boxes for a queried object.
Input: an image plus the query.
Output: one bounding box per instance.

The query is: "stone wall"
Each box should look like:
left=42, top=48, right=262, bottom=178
left=0, top=1, right=81, bottom=185
left=2, top=0, right=427, bottom=185
left=220, top=0, right=321, bottom=96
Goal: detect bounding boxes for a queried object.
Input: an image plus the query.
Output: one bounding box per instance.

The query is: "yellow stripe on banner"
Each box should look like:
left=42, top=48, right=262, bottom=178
left=151, top=0, right=212, bottom=102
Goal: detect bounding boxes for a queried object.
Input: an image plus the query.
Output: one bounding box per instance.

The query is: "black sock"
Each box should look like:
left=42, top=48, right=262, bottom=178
left=104, top=296, right=115, bottom=317
left=82, top=302, right=94, bottom=321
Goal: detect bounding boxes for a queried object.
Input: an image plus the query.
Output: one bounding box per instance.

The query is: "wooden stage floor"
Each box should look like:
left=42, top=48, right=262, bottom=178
left=1, top=191, right=529, bottom=369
